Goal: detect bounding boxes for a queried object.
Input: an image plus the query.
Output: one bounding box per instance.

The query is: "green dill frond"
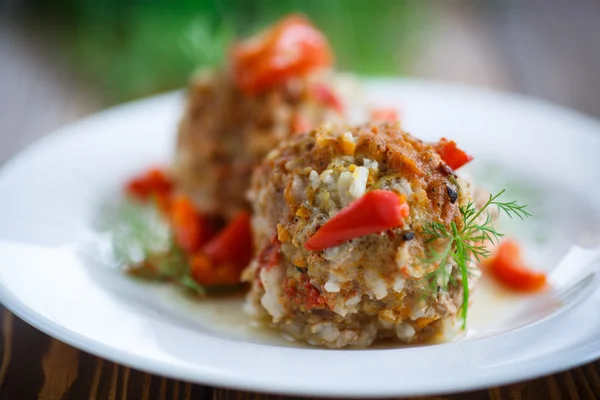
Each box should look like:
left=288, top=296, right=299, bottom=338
left=422, top=241, right=453, bottom=264
left=101, top=198, right=206, bottom=296
left=180, top=275, right=207, bottom=296
left=463, top=242, right=492, bottom=262
left=492, top=199, right=532, bottom=220
left=420, top=188, right=531, bottom=329
left=460, top=200, right=477, bottom=223
left=452, top=241, right=470, bottom=326
left=422, top=222, right=452, bottom=242
left=101, top=199, right=172, bottom=268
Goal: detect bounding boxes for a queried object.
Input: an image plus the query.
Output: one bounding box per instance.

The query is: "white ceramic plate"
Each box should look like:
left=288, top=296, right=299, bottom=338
left=1, top=79, right=600, bottom=398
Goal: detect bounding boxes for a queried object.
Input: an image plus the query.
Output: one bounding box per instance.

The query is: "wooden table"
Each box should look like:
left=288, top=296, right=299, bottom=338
left=1, top=2, right=600, bottom=399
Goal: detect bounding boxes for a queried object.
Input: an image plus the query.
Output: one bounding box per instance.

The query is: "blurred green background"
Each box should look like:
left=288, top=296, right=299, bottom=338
left=23, top=0, right=426, bottom=104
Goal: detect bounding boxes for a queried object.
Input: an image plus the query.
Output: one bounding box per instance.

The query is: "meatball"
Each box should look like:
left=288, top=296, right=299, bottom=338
left=172, top=71, right=343, bottom=219
left=172, top=14, right=344, bottom=219
left=243, top=122, right=480, bottom=348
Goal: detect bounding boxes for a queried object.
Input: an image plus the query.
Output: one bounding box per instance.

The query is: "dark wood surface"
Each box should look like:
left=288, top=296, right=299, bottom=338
left=1, top=2, right=600, bottom=399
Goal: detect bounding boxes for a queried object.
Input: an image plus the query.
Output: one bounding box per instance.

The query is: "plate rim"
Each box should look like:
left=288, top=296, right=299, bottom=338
left=1, top=78, right=600, bottom=397
left=2, top=279, right=599, bottom=398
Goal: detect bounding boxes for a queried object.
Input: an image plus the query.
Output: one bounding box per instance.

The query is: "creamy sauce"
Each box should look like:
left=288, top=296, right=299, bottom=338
left=86, top=234, right=595, bottom=349
left=187, top=297, right=310, bottom=348
left=82, top=241, right=555, bottom=350
left=467, top=273, right=542, bottom=337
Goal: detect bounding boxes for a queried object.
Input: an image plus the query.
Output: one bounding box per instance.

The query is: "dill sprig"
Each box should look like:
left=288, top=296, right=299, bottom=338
left=422, top=189, right=531, bottom=328
left=102, top=198, right=206, bottom=296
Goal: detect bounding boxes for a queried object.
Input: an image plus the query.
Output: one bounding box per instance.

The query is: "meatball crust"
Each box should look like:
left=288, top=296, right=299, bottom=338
left=244, top=122, right=479, bottom=348
left=173, top=69, right=342, bottom=219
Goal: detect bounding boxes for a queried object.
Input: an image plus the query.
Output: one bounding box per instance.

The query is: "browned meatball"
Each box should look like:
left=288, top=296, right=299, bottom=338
left=243, top=122, right=480, bottom=348
left=172, top=70, right=343, bottom=219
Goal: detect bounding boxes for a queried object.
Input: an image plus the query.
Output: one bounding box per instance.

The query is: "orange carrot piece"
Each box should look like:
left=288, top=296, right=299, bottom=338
left=170, top=195, right=211, bottom=254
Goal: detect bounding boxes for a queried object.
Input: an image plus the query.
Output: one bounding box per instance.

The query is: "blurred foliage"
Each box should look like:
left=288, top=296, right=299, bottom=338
left=25, top=0, right=427, bottom=104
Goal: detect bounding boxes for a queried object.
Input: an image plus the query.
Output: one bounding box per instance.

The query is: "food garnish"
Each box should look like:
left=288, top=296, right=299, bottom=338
left=103, top=198, right=206, bottom=295
left=370, top=107, right=399, bottom=123
left=170, top=194, right=214, bottom=254
left=190, top=212, right=253, bottom=287
left=231, top=14, right=332, bottom=94
left=108, top=168, right=252, bottom=295
left=304, top=190, right=410, bottom=251
left=126, top=168, right=173, bottom=202
left=422, top=189, right=532, bottom=328
left=487, top=239, right=547, bottom=292
left=311, top=82, right=344, bottom=114
left=435, top=138, right=473, bottom=170
left=203, top=211, right=254, bottom=270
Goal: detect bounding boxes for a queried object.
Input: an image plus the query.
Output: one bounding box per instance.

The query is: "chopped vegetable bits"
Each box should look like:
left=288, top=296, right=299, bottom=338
left=121, top=168, right=253, bottom=294
left=126, top=168, right=173, bottom=204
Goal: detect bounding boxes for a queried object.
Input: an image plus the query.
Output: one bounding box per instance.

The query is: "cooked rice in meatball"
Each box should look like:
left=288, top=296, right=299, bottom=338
left=243, top=122, right=480, bottom=348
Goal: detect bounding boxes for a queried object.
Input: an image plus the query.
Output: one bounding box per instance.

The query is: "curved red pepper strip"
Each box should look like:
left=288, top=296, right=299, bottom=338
left=435, top=138, right=473, bottom=170
left=370, top=107, right=399, bottom=123
left=488, top=239, right=547, bottom=292
left=312, top=83, right=344, bottom=114
left=126, top=168, right=173, bottom=201
left=231, top=14, right=333, bottom=94
left=304, top=190, right=409, bottom=251
left=202, top=211, right=254, bottom=269
left=170, top=195, right=213, bottom=254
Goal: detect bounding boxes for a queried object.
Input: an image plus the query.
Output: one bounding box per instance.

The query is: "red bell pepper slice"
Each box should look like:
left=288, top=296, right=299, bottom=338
left=202, top=211, right=254, bottom=269
left=190, top=253, right=241, bottom=286
left=435, top=138, right=473, bottom=170
left=126, top=168, right=173, bottom=201
left=311, top=83, right=344, bottom=114
left=284, top=274, right=327, bottom=310
left=304, top=190, right=410, bottom=251
left=370, top=107, right=399, bottom=123
left=487, top=239, right=547, bottom=292
left=256, top=236, right=281, bottom=272
left=231, top=14, right=333, bottom=94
